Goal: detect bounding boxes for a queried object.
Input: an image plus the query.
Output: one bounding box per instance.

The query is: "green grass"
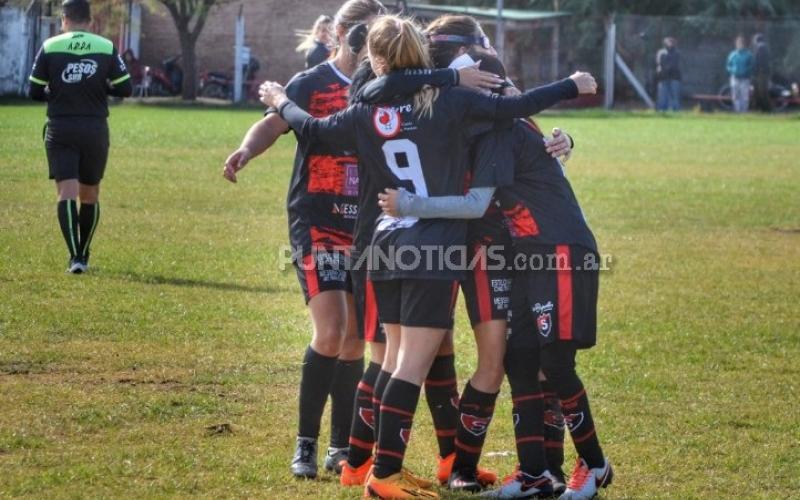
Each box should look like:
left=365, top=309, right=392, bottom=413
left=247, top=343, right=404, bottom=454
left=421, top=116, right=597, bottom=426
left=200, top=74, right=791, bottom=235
left=1, top=103, right=799, bottom=498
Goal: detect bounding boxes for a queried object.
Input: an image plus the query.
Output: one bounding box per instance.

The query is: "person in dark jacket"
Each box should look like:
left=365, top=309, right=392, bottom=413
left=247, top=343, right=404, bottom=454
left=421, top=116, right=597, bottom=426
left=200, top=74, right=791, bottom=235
left=28, top=0, right=132, bottom=273
left=296, top=15, right=333, bottom=69
left=752, top=33, right=772, bottom=112
left=655, top=37, right=681, bottom=111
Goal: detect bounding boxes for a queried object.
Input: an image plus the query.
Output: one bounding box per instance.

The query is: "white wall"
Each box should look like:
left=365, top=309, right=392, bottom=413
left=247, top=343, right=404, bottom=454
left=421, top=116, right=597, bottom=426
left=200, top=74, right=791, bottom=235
left=0, top=6, right=31, bottom=95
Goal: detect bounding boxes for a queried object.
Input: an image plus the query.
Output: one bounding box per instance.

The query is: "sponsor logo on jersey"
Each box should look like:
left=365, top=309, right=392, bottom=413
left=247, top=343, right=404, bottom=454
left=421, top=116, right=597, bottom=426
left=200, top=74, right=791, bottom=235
left=373, top=107, right=402, bottom=138
left=400, top=428, right=411, bottom=445
left=332, top=202, right=358, bottom=219
left=563, top=412, right=584, bottom=432
left=532, top=301, right=554, bottom=338
left=359, top=407, right=375, bottom=429
left=460, top=413, right=491, bottom=436
left=61, top=59, right=98, bottom=83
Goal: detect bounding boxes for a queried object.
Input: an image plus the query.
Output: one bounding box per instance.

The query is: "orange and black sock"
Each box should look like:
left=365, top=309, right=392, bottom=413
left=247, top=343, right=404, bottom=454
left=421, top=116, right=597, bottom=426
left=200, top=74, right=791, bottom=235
left=347, top=361, right=381, bottom=468
left=373, top=378, right=420, bottom=478
left=541, top=378, right=565, bottom=474
left=371, top=369, right=391, bottom=444
left=424, top=354, right=459, bottom=458
left=453, top=381, right=498, bottom=473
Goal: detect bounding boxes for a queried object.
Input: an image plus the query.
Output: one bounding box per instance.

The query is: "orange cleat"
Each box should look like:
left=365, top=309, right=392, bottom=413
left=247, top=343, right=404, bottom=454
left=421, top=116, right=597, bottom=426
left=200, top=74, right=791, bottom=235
left=340, top=456, right=374, bottom=487
left=364, top=472, right=439, bottom=498
left=436, top=453, right=497, bottom=486
left=401, top=467, right=434, bottom=489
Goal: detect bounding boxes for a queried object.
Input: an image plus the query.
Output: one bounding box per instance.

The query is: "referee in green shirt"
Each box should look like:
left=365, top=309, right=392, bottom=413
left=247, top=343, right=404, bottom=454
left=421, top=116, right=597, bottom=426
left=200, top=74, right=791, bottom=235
left=29, top=0, right=132, bottom=273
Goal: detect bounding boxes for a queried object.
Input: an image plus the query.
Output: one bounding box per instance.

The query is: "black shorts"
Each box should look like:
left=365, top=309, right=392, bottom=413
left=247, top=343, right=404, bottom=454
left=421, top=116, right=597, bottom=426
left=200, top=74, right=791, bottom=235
left=45, top=118, right=109, bottom=185
left=372, top=278, right=459, bottom=330
left=515, top=244, right=599, bottom=349
left=293, top=249, right=352, bottom=303
left=462, top=240, right=513, bottom=328
left=351, top=266, right=386, bottom=343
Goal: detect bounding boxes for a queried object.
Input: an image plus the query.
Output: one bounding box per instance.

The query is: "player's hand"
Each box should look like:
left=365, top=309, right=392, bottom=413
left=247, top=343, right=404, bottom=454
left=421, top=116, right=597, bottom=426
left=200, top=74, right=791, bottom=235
left=377, top=188, right=400, bottom=217
left=569, top=72, right=597, bottom=94
left=458, top=63, right=504, bottom=92
left=223, top=146, right=252, bottom=183
left=544, top=128, right=572, bottom=160
left=259, top=81, right=288, bottom=108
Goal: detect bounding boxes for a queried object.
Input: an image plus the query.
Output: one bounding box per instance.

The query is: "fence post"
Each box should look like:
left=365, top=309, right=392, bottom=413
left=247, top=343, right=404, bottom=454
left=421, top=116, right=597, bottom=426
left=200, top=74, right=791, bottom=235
left=233, top=5, right=244, bottom=103
left=604, top=14, right=616, bottom=109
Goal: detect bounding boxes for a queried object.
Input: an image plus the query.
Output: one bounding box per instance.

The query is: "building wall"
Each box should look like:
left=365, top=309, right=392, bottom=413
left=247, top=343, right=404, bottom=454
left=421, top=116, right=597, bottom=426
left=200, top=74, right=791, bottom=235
left=139, top=0, right=344, bottom=88
left=0, top=7, right=31, bottom=95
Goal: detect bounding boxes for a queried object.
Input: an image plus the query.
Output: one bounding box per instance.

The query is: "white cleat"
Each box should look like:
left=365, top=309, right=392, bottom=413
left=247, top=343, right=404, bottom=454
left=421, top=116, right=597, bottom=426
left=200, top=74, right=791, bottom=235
left=558, top=458, right=613, bottom=500
left=480, top=470, right=554, bottom=498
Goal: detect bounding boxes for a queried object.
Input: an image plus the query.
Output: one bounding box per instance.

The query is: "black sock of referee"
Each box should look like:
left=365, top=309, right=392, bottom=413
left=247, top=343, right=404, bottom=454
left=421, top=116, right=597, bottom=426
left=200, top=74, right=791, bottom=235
left=424, top=354, right=459, bottom=458
left=372, top=369, right=392, bottom=444
left=541, top=343, right=605, bottom=469
left=329, top=357, right=364, bottom=449
left=541, top=378, right=566, bottom=474
left=78, top=202, right=99, bottom=260
left=453, top=381, right=498, bottom=473
left=347, top=361, right=382, bottom=467
left=297, top=346, right=338, bottom=440
left=57, top=199, right=79, bottom=260
left=373, top=377, right=421, bottom=479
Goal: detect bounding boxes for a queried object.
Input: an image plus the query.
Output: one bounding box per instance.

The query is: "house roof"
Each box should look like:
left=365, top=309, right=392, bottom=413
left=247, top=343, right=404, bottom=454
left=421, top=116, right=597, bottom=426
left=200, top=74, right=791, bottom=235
left=406, top=3, right=571, bottom=22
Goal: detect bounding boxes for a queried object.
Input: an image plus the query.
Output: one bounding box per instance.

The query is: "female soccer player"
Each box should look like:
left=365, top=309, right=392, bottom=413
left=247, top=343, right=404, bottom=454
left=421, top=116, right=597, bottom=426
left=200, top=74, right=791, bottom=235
left=376, top=56, right=613, bottom=500
left=222, top=0, right=386, bottom=479
left=296, top=14, right=333, bottom=69
left=259, top=15, right=594, bottom=498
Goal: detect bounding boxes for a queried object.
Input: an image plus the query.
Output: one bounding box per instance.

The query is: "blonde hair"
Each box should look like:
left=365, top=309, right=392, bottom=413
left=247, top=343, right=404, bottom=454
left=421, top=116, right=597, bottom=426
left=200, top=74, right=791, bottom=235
left=296, top=15, right=332, bottom=53
left=367, top=15, right=439, bottom=118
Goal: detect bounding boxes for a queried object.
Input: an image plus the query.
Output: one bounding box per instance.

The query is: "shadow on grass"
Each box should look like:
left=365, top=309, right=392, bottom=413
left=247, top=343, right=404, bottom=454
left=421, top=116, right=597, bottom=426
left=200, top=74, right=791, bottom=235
left=108, top=270, right=282, bottom=294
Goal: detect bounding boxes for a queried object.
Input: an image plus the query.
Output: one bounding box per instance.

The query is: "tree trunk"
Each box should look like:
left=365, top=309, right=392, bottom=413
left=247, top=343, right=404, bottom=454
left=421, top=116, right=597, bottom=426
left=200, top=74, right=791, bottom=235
left=179, top=34, right=197, bottom=100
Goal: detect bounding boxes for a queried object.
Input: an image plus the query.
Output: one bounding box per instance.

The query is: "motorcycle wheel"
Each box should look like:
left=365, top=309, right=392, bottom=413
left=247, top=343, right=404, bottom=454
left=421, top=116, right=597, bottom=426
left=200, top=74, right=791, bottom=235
left=716, top=83, right=733, bottom=111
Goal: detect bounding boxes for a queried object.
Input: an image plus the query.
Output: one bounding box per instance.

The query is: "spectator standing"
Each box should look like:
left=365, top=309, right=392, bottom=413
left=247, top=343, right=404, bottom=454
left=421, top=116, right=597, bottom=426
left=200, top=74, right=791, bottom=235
left=752, top=33, right=772, bottom=112
left=296, top=15, right=333, bottom=69
left=726, top=35, right=753, bottom=113
left=656, top=37, right=681, bottom=111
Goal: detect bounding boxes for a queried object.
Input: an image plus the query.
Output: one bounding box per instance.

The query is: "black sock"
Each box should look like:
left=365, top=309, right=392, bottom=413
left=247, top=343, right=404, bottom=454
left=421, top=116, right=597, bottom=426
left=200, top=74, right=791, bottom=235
left=372, top=369, right=392, bottom=444
left=329, top=357, right=364, bottom=449
left=504, top=329, right=547, bottom=476
left=373, top=378, right=421, bottom=478
left=541, top=343, right=604, bottom=469
left=453, top=381, right=498, bottom=473
left=78, top=202, right=99, bottom=260
left=297, top=346, right=338, bottom=439
left=347, top=361, right=382, bottom=467
left=424, top=354, right=459, bottom=458
left=57, top=199, right=79, bottom=259
left=541, top=378, right=565, bottom=474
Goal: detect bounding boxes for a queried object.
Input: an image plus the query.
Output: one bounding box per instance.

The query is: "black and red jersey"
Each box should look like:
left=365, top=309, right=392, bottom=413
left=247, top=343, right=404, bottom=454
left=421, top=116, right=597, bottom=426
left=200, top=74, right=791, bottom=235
left=279, top=77, right=579, bottom=280
left=268, top=61, right=358, bottom=253
left=497, top=120, right=598, bottom=253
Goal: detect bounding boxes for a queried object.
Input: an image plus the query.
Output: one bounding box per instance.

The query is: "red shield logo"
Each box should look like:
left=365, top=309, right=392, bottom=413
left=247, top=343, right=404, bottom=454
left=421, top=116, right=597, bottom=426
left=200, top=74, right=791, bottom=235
left=563, top=412, right=585, bottom=432
left=544, top=409, right=565, bottom=430
left=359, top=407, right=375, bottom=430
left=536, top=312, right=552, bottom=337
left=460, top=413, right=491, bottom=436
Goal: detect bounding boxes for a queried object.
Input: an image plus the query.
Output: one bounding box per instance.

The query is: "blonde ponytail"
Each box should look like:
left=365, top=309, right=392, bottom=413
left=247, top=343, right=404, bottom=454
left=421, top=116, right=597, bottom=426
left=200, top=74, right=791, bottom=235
left=296, top=15, right=332, bottom=53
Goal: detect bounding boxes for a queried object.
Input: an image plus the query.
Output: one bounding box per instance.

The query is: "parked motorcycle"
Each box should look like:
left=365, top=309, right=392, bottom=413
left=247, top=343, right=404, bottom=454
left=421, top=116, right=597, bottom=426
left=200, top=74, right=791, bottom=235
left=199, top=57, right=261, bottom=101
left=146, top=55, right=183, bottom=96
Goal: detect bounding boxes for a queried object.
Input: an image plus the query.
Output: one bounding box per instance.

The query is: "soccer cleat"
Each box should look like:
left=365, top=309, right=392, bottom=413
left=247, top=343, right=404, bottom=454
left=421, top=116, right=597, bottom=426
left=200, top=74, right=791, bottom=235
left=67, top=258, right=87, bottom=274
left=324, top=446, right=349, bottom=474
left=548, top=468, right=567, bottom=496
left=437, top=453, right=497, bottom=486
left=340, top=456, right=374, bottom=486
left=480, top=470, right=554, bottom=498
left=558, top=458, right=613, bottom=500
left=401, top=467, right=434, bottom=489
left=290, top=436, right=318, bottom=479
left=365, top=472, right=439, bottom=498
left=447, top=469, right=482, bottom=493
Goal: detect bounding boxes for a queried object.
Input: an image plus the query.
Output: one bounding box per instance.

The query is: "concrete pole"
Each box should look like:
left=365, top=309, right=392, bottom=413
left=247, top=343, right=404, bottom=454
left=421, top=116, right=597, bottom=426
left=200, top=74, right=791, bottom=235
left=233, top=4, right=244, bottom=103
left=603, top=15, right=616, bottom=109
left=496, top=0, right=505, bottom=62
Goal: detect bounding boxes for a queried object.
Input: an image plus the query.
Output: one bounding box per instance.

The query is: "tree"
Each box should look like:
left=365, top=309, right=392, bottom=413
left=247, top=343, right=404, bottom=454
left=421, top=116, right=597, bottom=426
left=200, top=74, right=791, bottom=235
left=155, top=0, right=221, bottom=100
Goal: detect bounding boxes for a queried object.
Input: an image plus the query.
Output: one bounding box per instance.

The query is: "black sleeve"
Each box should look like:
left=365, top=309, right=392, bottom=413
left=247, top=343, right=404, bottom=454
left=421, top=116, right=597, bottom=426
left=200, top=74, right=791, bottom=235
left=359, top=68, right=458, bottom=103
left=278, top=99, right=358, bottom=151
left=471, top=129, right=515, bottom=189
left=28, top=46, right=48, bottom=102
left=107, top=47, right=132, bottom=97
left=463, top=78, right=578, bottom=121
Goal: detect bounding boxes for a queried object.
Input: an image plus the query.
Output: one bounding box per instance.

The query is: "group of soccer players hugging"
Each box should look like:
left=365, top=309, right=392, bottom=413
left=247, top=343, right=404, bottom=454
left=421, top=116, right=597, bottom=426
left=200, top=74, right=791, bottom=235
left=224, top=1, right=613, bottom=499
left=32, top=0, right=613, bottom=498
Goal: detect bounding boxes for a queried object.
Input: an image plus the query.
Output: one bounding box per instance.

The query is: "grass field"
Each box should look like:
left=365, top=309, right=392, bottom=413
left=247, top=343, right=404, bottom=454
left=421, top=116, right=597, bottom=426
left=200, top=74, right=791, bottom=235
left=1, top=102, right=799, bottom=499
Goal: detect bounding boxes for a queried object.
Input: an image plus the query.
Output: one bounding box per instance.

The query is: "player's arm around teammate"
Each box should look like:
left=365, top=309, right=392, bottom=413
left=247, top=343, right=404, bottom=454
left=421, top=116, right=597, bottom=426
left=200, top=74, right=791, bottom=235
left=29, top=0, right=132, bottom=274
